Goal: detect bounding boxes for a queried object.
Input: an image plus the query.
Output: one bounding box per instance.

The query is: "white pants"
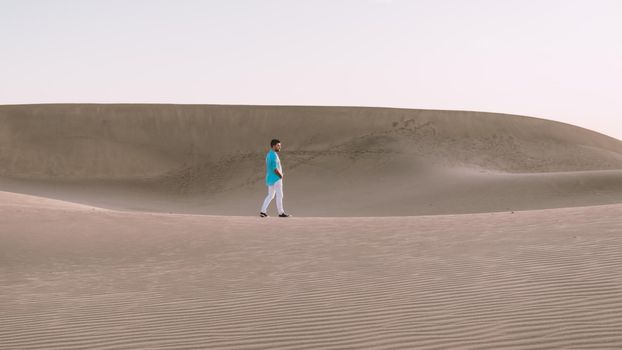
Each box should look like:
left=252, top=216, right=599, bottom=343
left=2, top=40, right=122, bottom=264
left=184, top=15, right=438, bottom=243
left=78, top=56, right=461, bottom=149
left=261, top=179, right=284, bottom=214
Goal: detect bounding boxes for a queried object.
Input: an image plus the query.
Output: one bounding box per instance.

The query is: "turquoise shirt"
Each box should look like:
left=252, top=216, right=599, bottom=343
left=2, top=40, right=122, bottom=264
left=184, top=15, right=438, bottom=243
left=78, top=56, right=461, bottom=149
left=265, top=149, right=282, bottom=186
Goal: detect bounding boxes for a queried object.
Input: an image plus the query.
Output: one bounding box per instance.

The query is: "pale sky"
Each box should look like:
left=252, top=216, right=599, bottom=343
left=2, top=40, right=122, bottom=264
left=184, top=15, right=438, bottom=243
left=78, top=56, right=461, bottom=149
left=1, top=0, right=621, bottom=140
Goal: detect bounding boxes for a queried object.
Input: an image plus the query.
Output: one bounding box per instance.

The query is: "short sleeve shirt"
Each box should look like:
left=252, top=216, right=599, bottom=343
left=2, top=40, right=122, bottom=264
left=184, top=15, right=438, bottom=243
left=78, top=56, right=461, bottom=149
left=265, top=149, right=282, bottom=186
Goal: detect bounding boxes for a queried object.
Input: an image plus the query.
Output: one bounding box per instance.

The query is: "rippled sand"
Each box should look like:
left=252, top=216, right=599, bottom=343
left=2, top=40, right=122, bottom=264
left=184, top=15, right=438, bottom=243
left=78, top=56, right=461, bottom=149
left=2, top=191, right=622, bottom=349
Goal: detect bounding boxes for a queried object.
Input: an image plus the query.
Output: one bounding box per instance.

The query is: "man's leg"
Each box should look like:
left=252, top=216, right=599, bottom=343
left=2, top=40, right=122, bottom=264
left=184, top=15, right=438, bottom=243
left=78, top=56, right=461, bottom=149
left=261, top=184, right=276, bottom=213
left=275, top=179, right=284, bottom=215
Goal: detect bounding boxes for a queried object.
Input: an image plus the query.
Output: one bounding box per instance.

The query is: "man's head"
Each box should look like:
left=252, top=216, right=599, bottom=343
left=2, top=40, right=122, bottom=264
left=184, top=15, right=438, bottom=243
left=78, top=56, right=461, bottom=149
left=270, top=139, right=281, bottom=152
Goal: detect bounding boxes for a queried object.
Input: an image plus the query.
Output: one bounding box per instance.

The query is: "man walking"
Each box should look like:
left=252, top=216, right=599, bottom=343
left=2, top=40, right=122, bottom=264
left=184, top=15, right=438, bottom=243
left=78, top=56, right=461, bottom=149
left=260, top=139, right=291, bottom=217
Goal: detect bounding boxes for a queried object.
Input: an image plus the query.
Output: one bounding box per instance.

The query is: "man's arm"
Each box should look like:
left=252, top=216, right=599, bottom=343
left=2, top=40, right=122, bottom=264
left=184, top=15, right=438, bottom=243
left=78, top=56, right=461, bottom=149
left=269, top=153, right=283, bottom=178
left=274, top=168, right=283, bottom=178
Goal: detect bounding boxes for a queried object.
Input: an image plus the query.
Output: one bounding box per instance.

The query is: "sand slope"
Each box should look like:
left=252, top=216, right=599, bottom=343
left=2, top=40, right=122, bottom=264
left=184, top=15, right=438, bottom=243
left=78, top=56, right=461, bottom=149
left=2, top=190, right=622, bottom=349
left=1, top=104, right=621, bottom=216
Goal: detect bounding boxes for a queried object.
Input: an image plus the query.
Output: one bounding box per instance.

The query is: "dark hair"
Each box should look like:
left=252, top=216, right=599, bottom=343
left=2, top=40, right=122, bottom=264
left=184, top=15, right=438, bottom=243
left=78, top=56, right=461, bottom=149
left=270, top=139, right=280, bottom=147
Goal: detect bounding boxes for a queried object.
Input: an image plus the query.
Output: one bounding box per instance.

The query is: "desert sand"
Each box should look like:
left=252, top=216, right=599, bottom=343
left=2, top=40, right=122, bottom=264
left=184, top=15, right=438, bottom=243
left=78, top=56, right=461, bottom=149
left=1, top=104, right=622, bottom=349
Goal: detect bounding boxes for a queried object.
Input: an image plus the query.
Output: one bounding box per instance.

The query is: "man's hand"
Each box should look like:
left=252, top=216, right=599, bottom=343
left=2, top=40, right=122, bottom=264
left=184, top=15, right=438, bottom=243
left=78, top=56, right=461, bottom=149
left=274, top=169, right=283, bottom=179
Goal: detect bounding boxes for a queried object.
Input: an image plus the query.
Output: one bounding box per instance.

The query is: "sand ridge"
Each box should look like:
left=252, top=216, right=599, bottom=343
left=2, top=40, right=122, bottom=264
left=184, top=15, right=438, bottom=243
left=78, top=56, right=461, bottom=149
left=1, top=104, right=621, bottom=216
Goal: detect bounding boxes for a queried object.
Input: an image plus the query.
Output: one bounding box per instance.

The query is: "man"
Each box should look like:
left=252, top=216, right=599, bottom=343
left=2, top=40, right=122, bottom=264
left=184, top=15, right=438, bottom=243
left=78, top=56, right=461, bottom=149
left=260, top=139, right=291, bottom=217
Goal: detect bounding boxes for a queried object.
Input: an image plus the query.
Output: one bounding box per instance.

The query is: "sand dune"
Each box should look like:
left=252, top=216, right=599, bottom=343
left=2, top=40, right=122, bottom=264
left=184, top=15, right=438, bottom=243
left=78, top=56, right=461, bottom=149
left=1, top=104, right=621, bottom=216
left=2, top=104, right=622, bottom=349
left=2, top=190, right=622, bottom=349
